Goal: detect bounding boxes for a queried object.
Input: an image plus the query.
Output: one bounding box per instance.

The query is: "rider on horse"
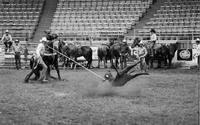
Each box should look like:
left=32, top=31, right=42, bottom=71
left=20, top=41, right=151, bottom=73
left=149, top=28, right=157, bottom=56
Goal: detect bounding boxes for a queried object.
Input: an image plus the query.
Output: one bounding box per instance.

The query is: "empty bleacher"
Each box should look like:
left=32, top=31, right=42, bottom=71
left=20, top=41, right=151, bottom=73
left=0, top=0, right=45, bottom=41
left=134, top=0, right=200, bottom=41
left=50, top=0, right=152, bottom=39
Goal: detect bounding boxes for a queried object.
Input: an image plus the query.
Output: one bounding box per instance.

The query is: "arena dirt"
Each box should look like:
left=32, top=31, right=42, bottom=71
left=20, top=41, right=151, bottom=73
left=0, top=69, right=199, bottom=125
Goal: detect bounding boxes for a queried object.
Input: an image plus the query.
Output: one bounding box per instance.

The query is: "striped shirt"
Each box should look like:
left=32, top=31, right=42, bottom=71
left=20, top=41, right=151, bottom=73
left=13, top=44, right=22, bottom=53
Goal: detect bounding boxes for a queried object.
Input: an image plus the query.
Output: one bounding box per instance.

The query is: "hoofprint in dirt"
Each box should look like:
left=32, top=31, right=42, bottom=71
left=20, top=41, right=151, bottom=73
left=0, top=69, right=199, bottom=125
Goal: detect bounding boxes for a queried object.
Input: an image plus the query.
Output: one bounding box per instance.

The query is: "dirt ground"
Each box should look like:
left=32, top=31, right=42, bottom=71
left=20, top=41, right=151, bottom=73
left=0, top=68, right=199, bottom=125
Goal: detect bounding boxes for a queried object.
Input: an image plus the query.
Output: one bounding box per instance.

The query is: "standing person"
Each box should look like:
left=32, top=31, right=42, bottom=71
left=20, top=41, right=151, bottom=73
left=196, top=38, right=200, bottom=70
left=12, top=39, right=23, bottom=70
left=137, top=42, right=148, bottom=72
left=149, top=28, right=157, bottom=56
left=35, top=37, right=48, bottom=82
left=1, top=30, right=13, bottom=52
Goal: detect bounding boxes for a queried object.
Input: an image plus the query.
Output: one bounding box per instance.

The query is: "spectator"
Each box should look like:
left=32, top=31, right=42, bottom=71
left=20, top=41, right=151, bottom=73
left=196, top=38, right=200, bottom=70
left=132, top=40, right=148, bottom=72
left=1, top=30, right=13, bottom=52
left=12, top=39, right=23, bottom=70
left=137, top=41, right=148, bottom=72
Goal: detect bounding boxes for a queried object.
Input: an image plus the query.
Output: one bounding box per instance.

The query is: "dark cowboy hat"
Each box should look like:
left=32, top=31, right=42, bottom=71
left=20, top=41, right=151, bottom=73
left=150, top=28, right=156, bottom=33
left=44, top=30, right=51, bottom=34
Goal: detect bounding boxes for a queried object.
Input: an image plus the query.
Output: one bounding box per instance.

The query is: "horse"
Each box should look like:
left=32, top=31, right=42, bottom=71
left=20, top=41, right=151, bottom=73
left=97, top=44, right=110, bottom=68
left=24, top=41, right=61, bottom=83
left=131, top=39, right=178, bottom=68
left=58, top=41, right=93, bottom=69
left=110, top=42, right=131, bottom=69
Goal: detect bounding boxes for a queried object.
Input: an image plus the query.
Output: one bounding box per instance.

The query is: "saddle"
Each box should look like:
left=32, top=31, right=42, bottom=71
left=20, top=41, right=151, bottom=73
left=147, top=42, right=162, bottom=56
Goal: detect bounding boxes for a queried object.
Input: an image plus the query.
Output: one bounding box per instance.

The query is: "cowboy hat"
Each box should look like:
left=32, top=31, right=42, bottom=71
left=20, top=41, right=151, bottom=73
left=122, top=39, right=127, bottom=43
left=5, top=30, right=9, bottom=33
left=40, top=37, right=47, bottom=42
left=150, top=28, right=156, bottom=33
left=196, top=38, right=200, bottom=41
left=14, top=39, right=19, bottom=43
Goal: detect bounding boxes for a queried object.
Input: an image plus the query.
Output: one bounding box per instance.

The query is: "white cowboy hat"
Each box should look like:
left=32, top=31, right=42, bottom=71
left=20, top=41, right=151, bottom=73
left=123, top=39, right=127, bottom=43
left=196, top=38, right=200, bottom=41
left=5, top=30, right=9, bottom=33
left=139, top=41, right=145, bottom=45
left=40, top=37, right=47, bottom=42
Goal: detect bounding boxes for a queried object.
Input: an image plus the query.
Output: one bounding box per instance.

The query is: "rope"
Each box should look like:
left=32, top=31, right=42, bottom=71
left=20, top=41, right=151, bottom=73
left=46, top=45, right=105, bottom=80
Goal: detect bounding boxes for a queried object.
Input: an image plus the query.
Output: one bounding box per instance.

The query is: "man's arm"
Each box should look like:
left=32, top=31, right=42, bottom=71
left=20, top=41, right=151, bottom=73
left=139, top=48, right=148, bottom=59
left=1, top=34, right=5, bottom=42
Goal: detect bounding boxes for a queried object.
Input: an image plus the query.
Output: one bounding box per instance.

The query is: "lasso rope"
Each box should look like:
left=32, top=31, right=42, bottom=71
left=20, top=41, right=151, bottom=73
left=46, top=45, right=105, bottom=80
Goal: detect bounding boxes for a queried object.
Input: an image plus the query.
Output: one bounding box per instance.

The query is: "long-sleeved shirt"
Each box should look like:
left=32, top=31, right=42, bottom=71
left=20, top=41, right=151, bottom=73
left=1, top=34, right=12, bottom=42
left=36, top=43, right=45, bottom=58
left=133, top=46, right=148, bottom=59
left=150, top=33, right=157, bottom=41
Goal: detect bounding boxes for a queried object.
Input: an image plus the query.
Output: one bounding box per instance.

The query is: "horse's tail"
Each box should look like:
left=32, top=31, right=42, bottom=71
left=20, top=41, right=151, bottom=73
left=88, top=48, right=93, bottom=65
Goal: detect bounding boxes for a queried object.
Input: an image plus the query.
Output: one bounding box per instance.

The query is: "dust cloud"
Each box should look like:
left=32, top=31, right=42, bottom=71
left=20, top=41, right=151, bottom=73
left=81, top=76, right=150, bottom=98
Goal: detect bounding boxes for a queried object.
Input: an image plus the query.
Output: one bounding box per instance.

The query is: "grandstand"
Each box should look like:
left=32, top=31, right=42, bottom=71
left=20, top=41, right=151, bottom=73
left=0, top=0, right=199, bottom=68
left=128, top=0, right=200, bottom=42
left=51, top=0, right=152, bottom=41
left=0, top=0, right=44, bottom=41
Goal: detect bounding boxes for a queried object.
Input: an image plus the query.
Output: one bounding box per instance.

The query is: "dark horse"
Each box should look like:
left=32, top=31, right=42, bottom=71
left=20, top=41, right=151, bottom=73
left=24, top=41, right=61, bottom=83
left=110, top=41, right=131, bottom=69
left=58, top=41, right=93, bottom=69
left=131, top=39, right=178, bottom=68
left=97, top=43, right=110, bottom=68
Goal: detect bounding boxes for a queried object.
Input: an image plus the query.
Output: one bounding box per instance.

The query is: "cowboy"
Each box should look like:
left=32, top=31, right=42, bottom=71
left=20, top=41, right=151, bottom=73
left=196, top=38, right=200, bottom=70
left=137, top=41, right=148, bottom=72
left=1, top=30, right=13, bottom=52
left=104, top=60, right=149, bottom=86
left=121, top=39, right=130, bottom=54
left=35, top=37, right=48, bottom=82
left=149, top=29, right=157, bottom=56
left=12, top=39, right=23, bottom=70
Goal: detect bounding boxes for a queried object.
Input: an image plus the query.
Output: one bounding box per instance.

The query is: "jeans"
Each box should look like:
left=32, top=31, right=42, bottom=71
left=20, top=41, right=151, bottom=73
left=15, top=52, right=21, bottom=70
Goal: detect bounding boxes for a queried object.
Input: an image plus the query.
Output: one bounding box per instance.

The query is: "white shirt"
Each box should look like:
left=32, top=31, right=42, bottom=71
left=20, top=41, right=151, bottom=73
left=133, top=46, right=147, bottom=58
left=13, top=44, right=22, bottom=53
left=197, top=44, right=200, bottom=55
left=1, top=34, right=12, bottom=42
left=150, top=33, right=157, bottom=41
left=36, top=43, right=45, bottom=58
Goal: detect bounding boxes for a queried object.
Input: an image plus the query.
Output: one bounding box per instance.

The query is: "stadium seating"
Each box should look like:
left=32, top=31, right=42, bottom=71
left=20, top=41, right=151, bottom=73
left=50, top=0, right=152, bottom=39
left=135, top=0, right=200, bottom=41
left=0, top=0, right=45, bottom=41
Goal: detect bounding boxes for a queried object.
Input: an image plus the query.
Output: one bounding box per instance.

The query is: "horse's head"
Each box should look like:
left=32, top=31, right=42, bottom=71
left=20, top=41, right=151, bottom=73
left=120, top=44, right=131, bottom=56
left=168, top=42, right=178, bottom=56
left=131, top=37, right=141, bottom=48
left=58, top=40, right=66, bottom=53
left=46, top=32, right=58, bottom=41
